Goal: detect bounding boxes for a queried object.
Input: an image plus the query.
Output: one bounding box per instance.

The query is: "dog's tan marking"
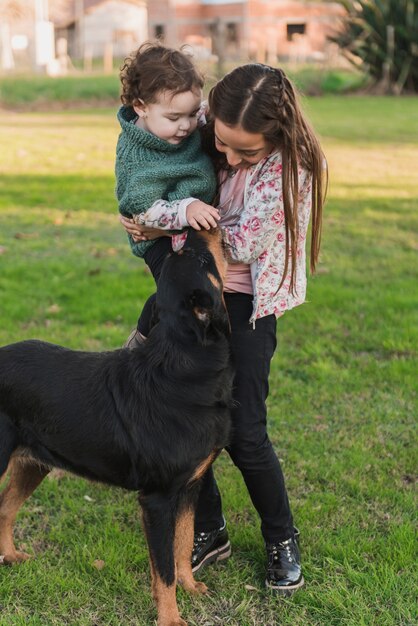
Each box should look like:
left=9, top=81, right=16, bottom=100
left=11, top=447, right=53, bottom=472
left=201, top=230, right=232, bottom=332
left=152, top=574, right=186, bottom=626
left=199, top=229, right=228, bottom=284
left=207, top=272, right=221, bottom=291
left=0, top=458, right=49, bottom=564
left=188, top=451, right=217, bottom=485
left=175, top=507, right=208, bottom=595
left=141, top=507, right=186, bottom=624
left=192, top=306, right=210, bottom=323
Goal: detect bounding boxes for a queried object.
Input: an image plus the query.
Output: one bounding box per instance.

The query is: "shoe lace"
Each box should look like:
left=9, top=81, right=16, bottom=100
left=193, top=531, right=210, bottom=552
left=268, top=539, right=294, bottom=565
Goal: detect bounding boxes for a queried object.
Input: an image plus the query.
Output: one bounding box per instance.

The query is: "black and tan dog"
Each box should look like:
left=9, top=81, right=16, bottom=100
left=0, top=229, right=233, bottom=626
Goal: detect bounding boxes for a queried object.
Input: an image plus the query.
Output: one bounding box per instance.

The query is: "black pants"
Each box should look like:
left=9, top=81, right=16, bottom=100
left=195, top=293, right=293, bottom=543
left=137, top=242, right=294, bottom=543
left=137, top=238, right=172, bottom=335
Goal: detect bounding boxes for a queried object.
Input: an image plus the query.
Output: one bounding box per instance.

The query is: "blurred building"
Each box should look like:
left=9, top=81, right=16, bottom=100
left=1, top=0, right=345, bottom=73
left=148, top=0, right=344, bottom=63
left=0, top=0, right=148, bottom=71
left=54, top=0, right=148, bottom=60
left=1, top=0, right=37, bottom=71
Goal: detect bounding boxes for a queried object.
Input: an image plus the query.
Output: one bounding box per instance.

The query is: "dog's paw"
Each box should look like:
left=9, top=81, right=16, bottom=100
left=2, top=551, right=31, bottom=565
left=178, top=577, right=208, bottom=595
left=191, top=581, right=208, bottom=595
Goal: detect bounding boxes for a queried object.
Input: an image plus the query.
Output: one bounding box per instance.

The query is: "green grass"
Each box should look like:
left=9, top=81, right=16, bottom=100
left=0, top=96, right=417, bottom=625
left=0, top=74, right=120, bottom=109
left=0, top=66, right=366, bottom=109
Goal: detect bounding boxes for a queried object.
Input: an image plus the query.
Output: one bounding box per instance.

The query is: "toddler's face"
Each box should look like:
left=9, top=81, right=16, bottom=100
left=134, top=89, right=201, bottom=144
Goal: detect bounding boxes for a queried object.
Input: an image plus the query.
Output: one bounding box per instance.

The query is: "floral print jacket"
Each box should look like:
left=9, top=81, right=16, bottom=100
left=135, top=150, right=312, bottom=325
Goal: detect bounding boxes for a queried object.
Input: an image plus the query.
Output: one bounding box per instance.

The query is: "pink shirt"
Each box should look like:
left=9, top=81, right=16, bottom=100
left=137, top=150, right=313, bottom=325
left=218, top=169, right=253, bottom=295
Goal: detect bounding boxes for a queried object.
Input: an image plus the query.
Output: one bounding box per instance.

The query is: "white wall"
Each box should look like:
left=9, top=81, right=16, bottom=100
left=83, top=1, right=148, bottom=58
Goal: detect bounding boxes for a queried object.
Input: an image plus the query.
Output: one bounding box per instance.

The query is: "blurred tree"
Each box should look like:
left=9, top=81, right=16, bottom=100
left=331, top=0, right=418, bottom=94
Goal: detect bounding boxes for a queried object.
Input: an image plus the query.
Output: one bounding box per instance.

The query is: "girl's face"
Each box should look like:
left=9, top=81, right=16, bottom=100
left=214, top=120, right=273, bottom=169
left=134, top=89, right=201, bottom=144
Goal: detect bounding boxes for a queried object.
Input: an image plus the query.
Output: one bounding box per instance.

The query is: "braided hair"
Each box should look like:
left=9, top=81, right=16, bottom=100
left=208, top=64, right=327, bottom=293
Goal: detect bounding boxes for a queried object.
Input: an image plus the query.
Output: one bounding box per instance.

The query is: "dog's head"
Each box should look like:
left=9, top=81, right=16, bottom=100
left=155, top=229, right=229, bottom=344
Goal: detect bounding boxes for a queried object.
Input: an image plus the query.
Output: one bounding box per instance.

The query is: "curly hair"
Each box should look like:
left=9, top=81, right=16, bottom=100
left=120, top=41, right=204, bottom=106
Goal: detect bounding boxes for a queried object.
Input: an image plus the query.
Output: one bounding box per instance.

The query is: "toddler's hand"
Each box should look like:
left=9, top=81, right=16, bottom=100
left=186, top=201, right=220, bottom=231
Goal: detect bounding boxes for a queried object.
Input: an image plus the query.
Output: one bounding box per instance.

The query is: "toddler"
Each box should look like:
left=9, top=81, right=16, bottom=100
left=115, top=42, right=219, bottom=345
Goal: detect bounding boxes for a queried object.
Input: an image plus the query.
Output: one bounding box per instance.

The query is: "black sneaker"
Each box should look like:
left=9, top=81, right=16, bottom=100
left=191, top=523, right=231, bottom=573
left=265, top=531, right=304, bottom=595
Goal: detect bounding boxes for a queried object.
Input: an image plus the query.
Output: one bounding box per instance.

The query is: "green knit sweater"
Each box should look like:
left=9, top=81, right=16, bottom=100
left=115, top=105, right=217, bottom=257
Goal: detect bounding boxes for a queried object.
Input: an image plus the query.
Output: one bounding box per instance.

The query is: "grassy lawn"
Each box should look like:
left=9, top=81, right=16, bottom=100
left=0, top=96, right=417, bottom=625
left=0, top=66, right=365, bottom=109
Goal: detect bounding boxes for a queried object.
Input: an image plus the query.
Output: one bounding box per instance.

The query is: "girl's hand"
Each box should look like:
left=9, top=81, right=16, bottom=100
left=119, top=215, right=142, bottom=238
left=135, top=226, right=169, bottom=241
left=119, top=216, right=169, bottom=241
left=186, top=201, right=220, bottom=231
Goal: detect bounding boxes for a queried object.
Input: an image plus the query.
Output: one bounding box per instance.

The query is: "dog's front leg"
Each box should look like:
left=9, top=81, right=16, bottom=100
left=175, top=504, right=207, bottom=595
left=152, top=569, right=186, bottom=626
left=139, top=493, right=187, bottom=626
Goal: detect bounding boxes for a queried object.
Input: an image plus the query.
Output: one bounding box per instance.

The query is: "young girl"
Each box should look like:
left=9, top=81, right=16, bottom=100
left=115, top=42, right=220, bottom=346
left=122, top=63, right=327, bottom=594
